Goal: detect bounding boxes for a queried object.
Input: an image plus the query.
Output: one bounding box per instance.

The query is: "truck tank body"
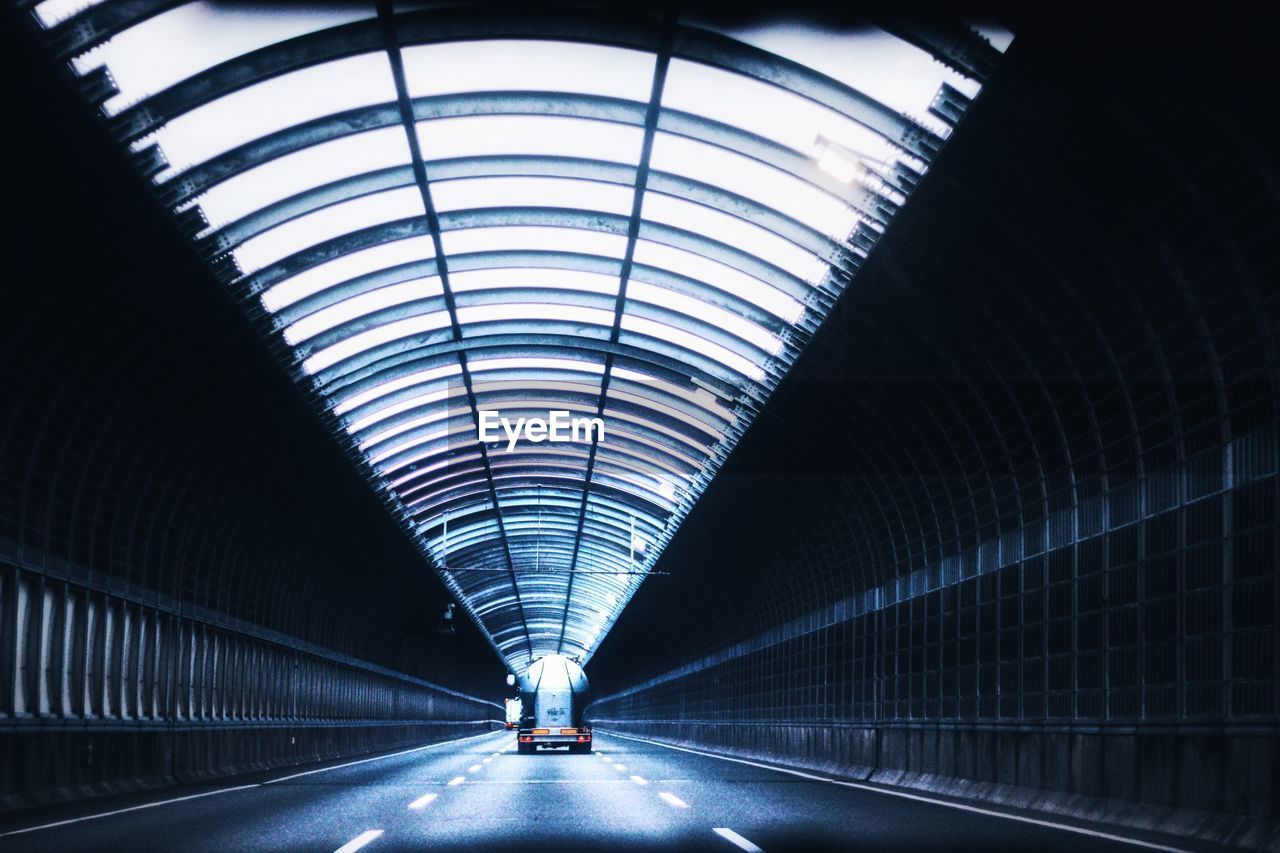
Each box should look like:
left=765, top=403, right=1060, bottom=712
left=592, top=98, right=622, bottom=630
left=515, top=654, right=592, bottom=753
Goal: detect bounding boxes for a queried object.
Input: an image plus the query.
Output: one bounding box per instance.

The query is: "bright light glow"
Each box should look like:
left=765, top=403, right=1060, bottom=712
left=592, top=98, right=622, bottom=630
left=431, top=177, right=634, bottom=216
left=148, top=53, right=397, bottom=178
left=631, top=536, right=648, bottom=554
left=656, top=480, right=677, bottom=500
left=814, top=135, right=864, bottom=184
left=633, top=240, right=803, bottom=324
left=450, top=268, right=619, bottom=295
left=198, top=127, right=412, bottom=228
left=605, top=593, right=618, bottom=604
left=333, top=363, right=461, bottom=417
left=642, top=192, right=829, bottom=283
left=402, top=40, right=655, bottom=101
left=261, top=236, right=436, bottom=313
left=302, top=311, right=451, bottom=375
left=284, top=278, right=443, bottom=345
left=650, top=133, right=859, bottom=239
left=234, top=186, right=424, bottom=275
left=417, top=115, right=644, bottom=164
left=442, top=225, right=627, bottom=259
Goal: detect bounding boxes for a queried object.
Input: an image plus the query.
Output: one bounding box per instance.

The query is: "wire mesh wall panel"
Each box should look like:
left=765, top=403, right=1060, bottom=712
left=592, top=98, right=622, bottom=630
left=592, top=429, right=1280, bottom=729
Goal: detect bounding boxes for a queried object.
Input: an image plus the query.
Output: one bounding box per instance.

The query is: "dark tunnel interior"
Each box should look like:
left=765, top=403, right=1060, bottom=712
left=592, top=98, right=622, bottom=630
left=0, top=2, right=1277, bottom=850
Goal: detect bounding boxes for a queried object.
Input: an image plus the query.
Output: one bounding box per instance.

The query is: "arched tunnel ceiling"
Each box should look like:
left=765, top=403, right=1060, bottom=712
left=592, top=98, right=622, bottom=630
left=24, top=0, right=1010, bottom=671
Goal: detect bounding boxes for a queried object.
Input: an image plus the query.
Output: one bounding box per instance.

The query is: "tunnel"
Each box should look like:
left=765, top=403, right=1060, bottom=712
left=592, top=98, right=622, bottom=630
left=0, top=1, right=1277, bottom=851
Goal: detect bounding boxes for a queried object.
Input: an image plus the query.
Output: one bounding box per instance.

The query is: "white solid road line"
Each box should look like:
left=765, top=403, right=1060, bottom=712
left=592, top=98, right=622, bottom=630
left=334, top=829, right=383, bottom=852
left=714, top=827, right=765, bottom=852
left=658, top=791, right=689, bottom=809
left=601, top=731, right=1190, bottom=853
left=407, top=792, right=438, bottom=810
left=0, top=785, right=260, bottom=839
left=447, top=776, right=466, bottom=786
left=0, top=729, right=508, bottom=839
left=630, top=775, right=649, bottom=785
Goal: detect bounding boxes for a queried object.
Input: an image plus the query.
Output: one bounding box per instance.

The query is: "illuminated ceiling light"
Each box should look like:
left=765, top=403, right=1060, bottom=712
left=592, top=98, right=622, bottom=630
left=655, top=479, right=677, bottom=501
left=631, top=535, right=649, bottom=554
left=605, top=593, right=617, bottom=605
left=814, top=134, right=865, bottom=184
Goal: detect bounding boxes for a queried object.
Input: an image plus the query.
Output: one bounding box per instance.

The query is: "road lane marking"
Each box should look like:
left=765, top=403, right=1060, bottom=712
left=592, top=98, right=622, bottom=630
left=613, top=763, right=626, bottom=771
left=483, top=757, right=493, bottom=764
left=0, top=729, right=513, bottom=839
left=469, top=764, right=482, bottom=772
left=408, top=793, right=438, bottom=810
left=630, top=775, right=649, bottom=785
left=714, top=827, right=764, bottom=852
left=658, top=791, right=689, bottom=809
left=601, top=731, right=1189, bottom=853
left=0, top=785, right=260, bottom=838
left=334, top=829, right=383, bottom=852
left=267, top=730, right=504, bottom=784
left=447, top=776, right=466, bottom=786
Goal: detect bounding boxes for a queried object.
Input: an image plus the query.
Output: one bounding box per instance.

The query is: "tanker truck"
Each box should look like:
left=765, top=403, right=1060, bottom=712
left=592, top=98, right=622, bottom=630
left=514, top=654, right=592, bottom=753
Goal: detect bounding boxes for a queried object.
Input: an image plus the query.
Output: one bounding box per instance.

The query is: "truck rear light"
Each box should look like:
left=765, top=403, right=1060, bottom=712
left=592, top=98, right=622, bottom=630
left=519, top=735, right=533, bottom=742
left=532, top=728, right=549, bottom=735
left=576, top=735, right=589, bottom=743
left=560, top=728, right=577, bottom=735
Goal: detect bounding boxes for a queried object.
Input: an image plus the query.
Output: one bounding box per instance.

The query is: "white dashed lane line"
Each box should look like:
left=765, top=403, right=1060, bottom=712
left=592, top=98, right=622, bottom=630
left=447, top=776, right=466, bottom=786
left=333, top=829, right=383, bottom=852
left=630, top=775, right=648, bottom=785
left=714, top=827, right=764, bottom=852
left=468, top=764, right=481, bottom=772
left=613, top=763, right=626, bottom=771
left=407, top=793, right=438, bottom=810
left=657, top=792, right=689, bottom=809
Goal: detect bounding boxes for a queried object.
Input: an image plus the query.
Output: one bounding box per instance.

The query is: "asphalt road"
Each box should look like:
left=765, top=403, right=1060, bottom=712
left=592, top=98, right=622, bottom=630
left=0, top=730, right=1193, bottom=852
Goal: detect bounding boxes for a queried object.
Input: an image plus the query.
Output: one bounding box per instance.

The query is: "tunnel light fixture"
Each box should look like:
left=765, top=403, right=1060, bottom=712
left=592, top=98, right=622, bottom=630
left=42, top=0, right=1008, bottom=671
left=814, top=134, right=866, bottom=184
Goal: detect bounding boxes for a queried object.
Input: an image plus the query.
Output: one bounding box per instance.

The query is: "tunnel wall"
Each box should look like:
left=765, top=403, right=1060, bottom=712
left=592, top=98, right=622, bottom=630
left=0, top=553, right=501, bottom=812
left=591, top=428, right=1280, bottom=849
left=588, top=12, right=1280, bottom=850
